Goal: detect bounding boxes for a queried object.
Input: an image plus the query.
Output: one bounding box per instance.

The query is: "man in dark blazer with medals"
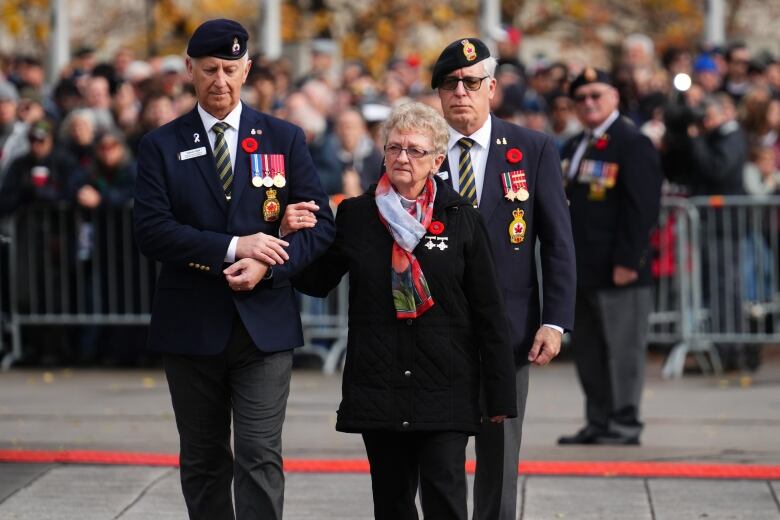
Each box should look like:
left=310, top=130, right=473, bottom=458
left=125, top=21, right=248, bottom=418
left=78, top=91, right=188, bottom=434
left=133, top=19, right=334, bottom=520
left=558, top=68, right=662, bottom=446
left=433, top=38, right=576, bottom=520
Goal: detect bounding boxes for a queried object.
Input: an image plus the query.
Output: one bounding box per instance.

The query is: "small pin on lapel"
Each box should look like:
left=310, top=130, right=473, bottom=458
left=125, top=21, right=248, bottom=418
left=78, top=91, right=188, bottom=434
left=193, top=133, right=201, bottom=143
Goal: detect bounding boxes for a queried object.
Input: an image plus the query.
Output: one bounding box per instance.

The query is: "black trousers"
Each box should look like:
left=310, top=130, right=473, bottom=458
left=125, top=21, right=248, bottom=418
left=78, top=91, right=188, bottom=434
left=163, top=317, right=293, bottom=520
left=362, top=430, right=469, bottom=520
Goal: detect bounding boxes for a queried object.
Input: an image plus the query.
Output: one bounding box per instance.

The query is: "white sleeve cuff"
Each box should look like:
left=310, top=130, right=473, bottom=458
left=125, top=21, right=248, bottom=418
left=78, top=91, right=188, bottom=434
left=542, top=323, right=564, bottom=334
left=225, top=236, right=238, bottom=263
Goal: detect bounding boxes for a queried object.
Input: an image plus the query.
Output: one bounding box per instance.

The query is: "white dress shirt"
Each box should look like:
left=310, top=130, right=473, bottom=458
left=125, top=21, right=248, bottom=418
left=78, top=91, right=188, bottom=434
left=197, top=103, right=243, bottom=262
left=447, top=117, right=492, bottom=206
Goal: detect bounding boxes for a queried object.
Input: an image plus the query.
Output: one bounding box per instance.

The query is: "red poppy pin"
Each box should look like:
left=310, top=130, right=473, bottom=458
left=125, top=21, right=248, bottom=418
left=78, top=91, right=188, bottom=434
left=429, top=221, right=445, bottom=235
left=242, top=137, right=258, bottom=153
left=594, top=136, right=609, bottom=151
left=506, top=147, right=523, bottom=164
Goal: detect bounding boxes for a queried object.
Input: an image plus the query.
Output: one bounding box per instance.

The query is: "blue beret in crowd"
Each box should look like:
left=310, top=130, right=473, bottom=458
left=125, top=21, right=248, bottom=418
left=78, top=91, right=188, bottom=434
left=187, top=19, right=249, bottom=60
left=693, top=54, right=719, bottom=74
left=431, top=37, right=491, bottom=89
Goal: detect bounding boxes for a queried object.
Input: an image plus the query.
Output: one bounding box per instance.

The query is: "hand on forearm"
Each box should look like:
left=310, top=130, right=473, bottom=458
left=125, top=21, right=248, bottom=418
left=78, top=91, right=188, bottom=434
left=224, top=258, right=268, bottom=291
left=236, top=232, right=290, bottom=265
left=280, top=201, right=319, bottom=237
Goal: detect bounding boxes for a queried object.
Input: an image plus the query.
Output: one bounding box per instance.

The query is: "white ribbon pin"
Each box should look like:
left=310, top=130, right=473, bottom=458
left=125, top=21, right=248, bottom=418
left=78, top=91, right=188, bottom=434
left=193, top=133, right=201, bottom=143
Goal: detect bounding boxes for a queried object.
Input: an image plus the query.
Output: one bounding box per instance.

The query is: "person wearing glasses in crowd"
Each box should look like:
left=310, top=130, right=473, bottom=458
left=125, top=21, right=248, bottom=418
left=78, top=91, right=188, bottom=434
left=133, top=19, right=334, bottom=520
left=432, top=38, right=576, bottom=520
left=290, top=101, right=517, bottom=520
left=558, top=68, right=662, bottom=446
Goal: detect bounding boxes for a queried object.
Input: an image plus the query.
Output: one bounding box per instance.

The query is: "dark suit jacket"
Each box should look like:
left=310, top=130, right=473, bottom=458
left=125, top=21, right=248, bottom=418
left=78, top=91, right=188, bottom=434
left=561, top=115, right=662, bottom=289
left=442, top=115, right=576, bottom=365
left=133, top=103, right=335, bottom=355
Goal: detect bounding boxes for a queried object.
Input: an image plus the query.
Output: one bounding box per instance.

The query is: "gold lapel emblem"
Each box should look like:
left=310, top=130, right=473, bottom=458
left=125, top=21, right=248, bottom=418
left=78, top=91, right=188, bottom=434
left=509, top=209, right=527, bottom=244
left=263, top=188, right=281, bottom=221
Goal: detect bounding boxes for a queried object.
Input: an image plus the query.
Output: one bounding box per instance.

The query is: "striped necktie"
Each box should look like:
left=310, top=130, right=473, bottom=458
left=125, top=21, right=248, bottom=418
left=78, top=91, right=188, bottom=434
left=458, top=137, right=477, bottom=206
left=212, top=122, right=233, bottom=200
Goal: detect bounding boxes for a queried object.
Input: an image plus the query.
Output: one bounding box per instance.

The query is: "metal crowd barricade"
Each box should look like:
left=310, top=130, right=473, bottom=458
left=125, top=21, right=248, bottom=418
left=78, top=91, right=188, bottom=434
left=651, top=195, right=780, bottom=378
left=297, top=279, right=349, bottom=374
left=0, top=203, right=157, bottom=368
left=0, top=203, right=351, bottom=372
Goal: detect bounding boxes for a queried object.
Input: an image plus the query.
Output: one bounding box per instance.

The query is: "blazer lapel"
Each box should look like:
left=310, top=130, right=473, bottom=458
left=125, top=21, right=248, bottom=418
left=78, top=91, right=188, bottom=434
left=228, top=103, right=256, bottom=221
left=180, top=108, right=228, bottom=214
left=478, top=115, right=505, bottom=223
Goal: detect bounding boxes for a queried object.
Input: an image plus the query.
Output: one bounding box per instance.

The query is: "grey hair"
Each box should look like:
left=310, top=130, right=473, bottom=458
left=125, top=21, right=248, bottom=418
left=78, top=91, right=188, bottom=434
left=382, top=102, right=450, bottom=155
left=624, top=33, right=654, bottom=57
left=482, top=56, right=498, bottom=78
left=59, top=108, right=96, bottom=141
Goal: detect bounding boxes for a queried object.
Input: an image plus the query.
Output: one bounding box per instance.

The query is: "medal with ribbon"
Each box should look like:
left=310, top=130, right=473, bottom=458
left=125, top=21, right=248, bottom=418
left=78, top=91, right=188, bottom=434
left=250, top=153, right=263, bottom=187
left=259, top=154, right=287, bottom=188
left=501, top=170, right=529, bottom=202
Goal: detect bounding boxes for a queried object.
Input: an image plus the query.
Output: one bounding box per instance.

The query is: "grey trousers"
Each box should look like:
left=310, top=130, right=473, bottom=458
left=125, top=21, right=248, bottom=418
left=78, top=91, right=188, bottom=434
left=163, top=318, right=293, bottom=520
left=472, top=363, right=530, bottom=520
left=571, top=286, right=653, bottom=438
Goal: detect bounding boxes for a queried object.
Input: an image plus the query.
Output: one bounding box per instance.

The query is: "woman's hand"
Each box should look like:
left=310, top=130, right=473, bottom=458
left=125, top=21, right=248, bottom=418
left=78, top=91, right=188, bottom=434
left=224, top=258, right=268, bottom=292
left=280, top=201, right=319, bottom=237
left=489, top=415, right=507, bottom=424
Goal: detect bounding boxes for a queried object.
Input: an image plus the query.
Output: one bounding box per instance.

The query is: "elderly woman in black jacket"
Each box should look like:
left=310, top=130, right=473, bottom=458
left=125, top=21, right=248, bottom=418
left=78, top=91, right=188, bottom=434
left=288, top=102, right=516, bottom=520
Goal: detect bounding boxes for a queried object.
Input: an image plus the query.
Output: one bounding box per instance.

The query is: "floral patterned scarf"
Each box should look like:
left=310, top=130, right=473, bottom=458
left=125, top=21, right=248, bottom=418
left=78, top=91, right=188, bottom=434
left=375, top=173, right=436, bottom=319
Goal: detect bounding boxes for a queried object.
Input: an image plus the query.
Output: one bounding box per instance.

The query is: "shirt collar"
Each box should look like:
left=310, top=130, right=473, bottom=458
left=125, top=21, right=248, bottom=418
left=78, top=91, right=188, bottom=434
left=448, top=116, right=492, bottom=152
left=197, top=102, right=243, bottom=133
left=590, top=110, right=620, bottom=138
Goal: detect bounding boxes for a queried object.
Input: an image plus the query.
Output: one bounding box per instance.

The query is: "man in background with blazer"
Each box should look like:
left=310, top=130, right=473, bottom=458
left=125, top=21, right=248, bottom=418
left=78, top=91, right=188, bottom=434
left=558, top=69, right=662, bottom=446
left=133, top=19, right=334, bottom=520
left=433, top=38, right=576, bottom=520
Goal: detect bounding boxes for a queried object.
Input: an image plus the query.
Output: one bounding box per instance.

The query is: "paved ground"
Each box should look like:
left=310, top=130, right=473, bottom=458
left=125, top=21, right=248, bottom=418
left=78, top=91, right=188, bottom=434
left=0, top=351, right=779, bottom=519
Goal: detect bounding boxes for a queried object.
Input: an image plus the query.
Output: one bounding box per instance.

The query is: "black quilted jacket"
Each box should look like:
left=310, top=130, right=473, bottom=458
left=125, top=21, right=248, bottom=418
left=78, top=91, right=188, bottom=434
left=294, top=176, right=517, bottom=434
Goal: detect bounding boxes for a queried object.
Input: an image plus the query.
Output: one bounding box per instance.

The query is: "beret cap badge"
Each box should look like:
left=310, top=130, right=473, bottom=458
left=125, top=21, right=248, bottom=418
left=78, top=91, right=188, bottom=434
left=584, top=67, right=597, bottom=81
left=232, top=37, right=240, bottom=55
left=461, top=39, right=477, bottom=61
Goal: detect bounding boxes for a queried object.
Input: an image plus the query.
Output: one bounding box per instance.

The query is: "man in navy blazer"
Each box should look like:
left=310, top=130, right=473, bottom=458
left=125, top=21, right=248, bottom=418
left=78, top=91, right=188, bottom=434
left=133, top=19, right=334, bottom=520
left=433, top=38, right=576, bottom=520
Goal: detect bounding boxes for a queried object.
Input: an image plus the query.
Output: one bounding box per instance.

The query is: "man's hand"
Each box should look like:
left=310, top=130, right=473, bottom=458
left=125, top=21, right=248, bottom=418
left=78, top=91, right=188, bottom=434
left=613, top=265, right=638, bottom=286
left=224, top=258, right=268, bottom=292
left=489, top=415, right=507, bottom=424
left=236, top=232, right=289, bottom=265
left=280, top=201, right=319, bottom=237
left=527, top=326, right=562, bottom=366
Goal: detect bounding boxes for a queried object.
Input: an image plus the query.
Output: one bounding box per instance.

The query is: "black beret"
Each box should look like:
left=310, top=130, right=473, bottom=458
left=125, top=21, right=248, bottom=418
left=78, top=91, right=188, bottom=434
left=569, top=67, right=613, bottom=96
left=187, top=19, right=249, bottom=60
left=431, top=38, right=491, bottom=89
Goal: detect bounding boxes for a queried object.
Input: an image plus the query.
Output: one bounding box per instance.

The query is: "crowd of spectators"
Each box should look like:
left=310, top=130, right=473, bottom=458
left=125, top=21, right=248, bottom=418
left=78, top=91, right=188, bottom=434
left=2, top=35, right=780, bottom=212
left=1, top=32, right=780, bottom=365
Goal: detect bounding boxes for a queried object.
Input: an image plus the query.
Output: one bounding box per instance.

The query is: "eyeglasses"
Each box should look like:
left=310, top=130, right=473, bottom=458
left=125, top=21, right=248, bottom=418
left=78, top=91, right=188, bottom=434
left=573, top=91, right=605, bottom=103
left=439, top=76, right=489, bottom=91
left=384, top=144, right=433, bottom=159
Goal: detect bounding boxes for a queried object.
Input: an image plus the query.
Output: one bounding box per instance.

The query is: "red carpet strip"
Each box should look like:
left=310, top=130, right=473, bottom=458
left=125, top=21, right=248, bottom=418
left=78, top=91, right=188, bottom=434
left=0, top=450, right=778, bottom=479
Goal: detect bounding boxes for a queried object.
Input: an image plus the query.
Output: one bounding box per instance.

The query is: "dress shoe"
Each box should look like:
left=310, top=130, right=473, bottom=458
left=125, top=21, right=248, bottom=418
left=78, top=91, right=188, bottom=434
left=557, top=426, right=605, bottom=445
left=594, top=431, right=640, bottom=446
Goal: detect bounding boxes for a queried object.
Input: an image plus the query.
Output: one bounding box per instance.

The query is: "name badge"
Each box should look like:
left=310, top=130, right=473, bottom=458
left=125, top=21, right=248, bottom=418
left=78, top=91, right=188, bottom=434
left=178, top=147, right=207, bottom=161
